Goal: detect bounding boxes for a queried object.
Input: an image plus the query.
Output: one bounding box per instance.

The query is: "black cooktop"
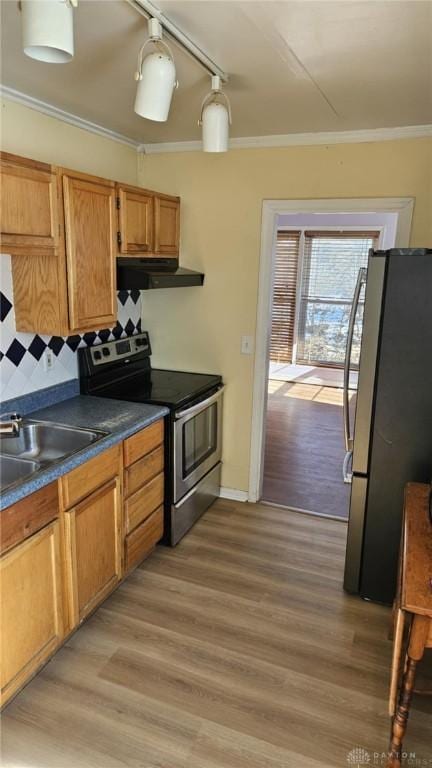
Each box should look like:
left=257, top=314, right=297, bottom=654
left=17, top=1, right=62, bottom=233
left=97, top=368, right=222, bottom=410
left=79, top=332, right=222, bottom=412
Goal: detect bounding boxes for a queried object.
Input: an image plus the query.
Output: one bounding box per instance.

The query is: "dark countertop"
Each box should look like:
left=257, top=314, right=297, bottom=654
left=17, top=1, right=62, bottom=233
left=0, top=396, right=169, bottom=511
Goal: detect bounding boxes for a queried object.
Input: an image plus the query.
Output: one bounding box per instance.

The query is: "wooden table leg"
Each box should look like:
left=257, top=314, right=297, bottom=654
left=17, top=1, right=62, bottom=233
left=386, top=615, right=429, bottom=768
left=387, top=657, right=417, bottom=767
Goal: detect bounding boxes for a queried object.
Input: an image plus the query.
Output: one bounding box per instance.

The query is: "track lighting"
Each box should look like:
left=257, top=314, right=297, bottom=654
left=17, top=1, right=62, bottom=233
left=20, top=0, right=77, bottom=64
left=134, top=18, right=177, bottom=123
left=199, top=76, right=232, bottom=153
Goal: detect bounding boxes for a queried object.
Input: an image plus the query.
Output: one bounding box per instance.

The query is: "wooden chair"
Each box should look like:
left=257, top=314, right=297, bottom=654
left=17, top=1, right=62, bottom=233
left=387, top=482, right=432, bottom=768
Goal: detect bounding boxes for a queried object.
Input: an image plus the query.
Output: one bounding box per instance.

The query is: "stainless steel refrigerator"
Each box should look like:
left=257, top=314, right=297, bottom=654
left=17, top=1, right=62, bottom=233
left=343, top=248, right=432, bottom=605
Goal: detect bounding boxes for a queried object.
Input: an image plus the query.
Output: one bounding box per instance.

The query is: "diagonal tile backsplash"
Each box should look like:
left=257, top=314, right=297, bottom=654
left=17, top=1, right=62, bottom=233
left=0, top=255, right=142, bottom=403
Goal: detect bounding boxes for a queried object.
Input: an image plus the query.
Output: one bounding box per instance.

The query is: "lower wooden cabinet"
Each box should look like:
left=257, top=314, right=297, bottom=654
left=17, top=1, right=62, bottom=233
left=63, top=477, right=122, bottom=627
left=1, top=420, right=165, bottom=708
left=1, top=521, right=64, bottom=707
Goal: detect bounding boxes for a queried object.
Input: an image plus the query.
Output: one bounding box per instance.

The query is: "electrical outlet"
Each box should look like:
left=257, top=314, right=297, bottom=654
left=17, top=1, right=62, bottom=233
left=241, top=336, right=254, bottom=355
left=43, top=348, right=55, bottom=372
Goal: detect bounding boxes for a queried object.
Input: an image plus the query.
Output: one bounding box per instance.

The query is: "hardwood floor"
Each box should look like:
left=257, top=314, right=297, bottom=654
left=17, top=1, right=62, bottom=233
left=2, top=500, right=431, bottom=768
left=262, top=381, right=355, bottom=518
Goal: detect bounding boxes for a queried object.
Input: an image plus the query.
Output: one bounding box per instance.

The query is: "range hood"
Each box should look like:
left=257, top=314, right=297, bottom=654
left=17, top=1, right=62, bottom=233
left=117, top=259, right=204, bottom=290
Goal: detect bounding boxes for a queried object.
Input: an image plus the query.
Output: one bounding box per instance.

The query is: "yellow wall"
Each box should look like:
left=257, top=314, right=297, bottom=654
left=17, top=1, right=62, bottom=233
left=1, top=98, right=430, bottom=492
left=138, top=138, right=432, bottom=492
left=0, top=99, right=138, bottom=184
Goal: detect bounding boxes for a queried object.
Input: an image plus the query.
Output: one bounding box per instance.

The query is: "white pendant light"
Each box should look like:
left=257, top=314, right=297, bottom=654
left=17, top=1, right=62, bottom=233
left=20, top=0, right=77, bottom=64
left=199, top=75, right=232, bottom=153
left=134, top=18, right=177, bottom=123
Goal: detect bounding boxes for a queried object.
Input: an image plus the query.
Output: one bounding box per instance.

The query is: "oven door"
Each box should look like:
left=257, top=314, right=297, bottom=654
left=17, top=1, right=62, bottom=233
left=173, top=386, right=224, bottom=503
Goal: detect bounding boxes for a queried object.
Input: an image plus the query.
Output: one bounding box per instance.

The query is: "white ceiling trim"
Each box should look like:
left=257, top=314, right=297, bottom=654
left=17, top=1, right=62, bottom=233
left=1, top=85, right=431, bottom=155
left=0, top=85, right=140, bottom=149
left=140, top=124, right=432, bottom=154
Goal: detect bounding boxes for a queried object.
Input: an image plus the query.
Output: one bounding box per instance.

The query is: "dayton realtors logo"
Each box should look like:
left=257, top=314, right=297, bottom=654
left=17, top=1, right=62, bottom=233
left=346, top=748, right=431, bottom=767
left=347, top=748, right=371, bottom=767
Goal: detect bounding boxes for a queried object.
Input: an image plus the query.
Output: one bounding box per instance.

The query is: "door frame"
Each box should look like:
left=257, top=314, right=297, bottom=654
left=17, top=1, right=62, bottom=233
left=248, top=197, right=414, bottom=503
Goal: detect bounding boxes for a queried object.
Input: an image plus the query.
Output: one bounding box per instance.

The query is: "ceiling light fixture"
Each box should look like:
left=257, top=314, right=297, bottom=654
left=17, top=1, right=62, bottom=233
left=20, top=0, right=77, bottom=64
left=199, top=75, right=232, bottom=153
left=128, top=0, right=227, bottom=83
left=134, top=17, right=177, bottom=123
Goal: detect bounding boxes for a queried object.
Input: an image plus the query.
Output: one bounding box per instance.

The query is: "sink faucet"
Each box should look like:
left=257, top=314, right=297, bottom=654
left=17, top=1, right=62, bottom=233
left=0, top=413, right=22, bottom=438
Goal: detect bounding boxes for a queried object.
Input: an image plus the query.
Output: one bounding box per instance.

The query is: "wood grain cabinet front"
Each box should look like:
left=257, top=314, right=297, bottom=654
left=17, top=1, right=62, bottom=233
left=63, top=477, right=122, bottom=627
left=154, top=194, right=180, bottom=257
left=116, top=184, right=180, bottom=259
left=0, top=152, right=61, bottom=257
left=117, top=183, right=154, bottom=255
left=123, top=420, right=165, bottom=573
left=2, top=154, right=118, bottom=336
left=62, top=171, right=117, bottom=331
left=1, top=520, right=64, bottom=707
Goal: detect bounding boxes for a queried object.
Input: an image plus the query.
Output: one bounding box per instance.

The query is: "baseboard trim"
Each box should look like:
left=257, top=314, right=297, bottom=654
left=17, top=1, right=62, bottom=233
left=260, top=499, right=348, bottom=523
left=219, top=487, right=249, bottom=502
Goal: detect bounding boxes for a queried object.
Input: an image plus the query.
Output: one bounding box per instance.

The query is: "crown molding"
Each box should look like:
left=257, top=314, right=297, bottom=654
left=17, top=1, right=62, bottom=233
left=139, top=123, right=432, bottom=154
left=2, top=85, right=430, bottom=156
left=0, top=85, right=140, bottom=149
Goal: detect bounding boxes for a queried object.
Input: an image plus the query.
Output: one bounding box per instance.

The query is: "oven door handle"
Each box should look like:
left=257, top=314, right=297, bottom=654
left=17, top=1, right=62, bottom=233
left=174, top=386, right=224, bottom=421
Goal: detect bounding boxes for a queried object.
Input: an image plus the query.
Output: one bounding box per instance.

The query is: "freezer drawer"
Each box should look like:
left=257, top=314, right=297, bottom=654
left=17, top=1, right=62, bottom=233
left=343, top=475, right=368, bottom=594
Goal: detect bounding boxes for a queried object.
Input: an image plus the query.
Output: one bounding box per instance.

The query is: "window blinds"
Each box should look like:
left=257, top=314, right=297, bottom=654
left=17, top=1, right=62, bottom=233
left=296, top=231, right=379, bottom=367
left=269, top=231, right=300, bottom=363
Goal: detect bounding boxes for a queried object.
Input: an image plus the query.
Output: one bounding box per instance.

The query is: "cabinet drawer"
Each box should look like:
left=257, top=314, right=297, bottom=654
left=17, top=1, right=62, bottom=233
left=125, top=471, right=164, bottom=534
left=1, top=482, right=59, bottom=555
left=60, top=444, right=121, bottom=509
left=123, top=420, right=164, bottom=467
left=124, top=444, right=164, bottom=499
left=125, top=505, right=163, bottom=572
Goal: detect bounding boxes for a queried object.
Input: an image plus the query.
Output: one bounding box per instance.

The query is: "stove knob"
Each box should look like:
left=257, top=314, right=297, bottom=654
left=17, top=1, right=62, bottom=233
left=102, top=347, right=110, bottom=357
left=94, top=350, right=102, bottom=360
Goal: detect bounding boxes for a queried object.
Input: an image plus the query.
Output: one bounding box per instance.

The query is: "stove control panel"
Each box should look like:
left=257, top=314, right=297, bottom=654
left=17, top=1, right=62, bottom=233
left=89, top=332, right=151, bottom=367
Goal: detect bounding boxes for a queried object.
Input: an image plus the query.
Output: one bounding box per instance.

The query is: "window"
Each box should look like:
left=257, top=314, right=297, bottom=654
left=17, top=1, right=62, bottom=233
left=296, top=231, right=379, bottom=367
left=269, top=230, right=300, bottom=363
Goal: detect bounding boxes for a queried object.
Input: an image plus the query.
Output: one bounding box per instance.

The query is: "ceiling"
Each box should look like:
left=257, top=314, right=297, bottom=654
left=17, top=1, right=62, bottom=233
left=1, top=0, right=431, bottom=145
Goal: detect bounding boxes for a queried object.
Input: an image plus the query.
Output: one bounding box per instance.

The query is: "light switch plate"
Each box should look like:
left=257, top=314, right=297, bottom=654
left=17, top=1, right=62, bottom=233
left=241, top=336, right=254, bottom=355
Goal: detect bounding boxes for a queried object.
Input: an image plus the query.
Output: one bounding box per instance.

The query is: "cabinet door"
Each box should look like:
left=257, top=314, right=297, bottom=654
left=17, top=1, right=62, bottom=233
left=64, top=478, right=122, bottom=626
left=1, top=521, right=64, bottom=706
left=0, top=152, right=60, bottom=257
left=62, top=173, right=117, bottom=331
left=117, top=185, right=154, bottom=255
left=154, top=195, right=180, bottom=257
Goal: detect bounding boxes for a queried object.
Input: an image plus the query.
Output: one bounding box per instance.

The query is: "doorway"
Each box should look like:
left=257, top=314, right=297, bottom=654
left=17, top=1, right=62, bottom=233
left=248, top=198, right=414, bottom=519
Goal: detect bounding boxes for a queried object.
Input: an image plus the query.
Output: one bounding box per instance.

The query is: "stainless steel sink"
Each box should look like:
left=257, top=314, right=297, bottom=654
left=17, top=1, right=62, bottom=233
left=0, top=455, right=41, bottom=492
left=1, top=421, right=106, bottom=463
left=0, top=420, right=108, bottom=493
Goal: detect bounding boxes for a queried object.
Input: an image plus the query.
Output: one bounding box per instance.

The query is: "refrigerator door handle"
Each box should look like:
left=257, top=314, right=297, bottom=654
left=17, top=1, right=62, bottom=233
left=343, top=267, right=367, bottom=453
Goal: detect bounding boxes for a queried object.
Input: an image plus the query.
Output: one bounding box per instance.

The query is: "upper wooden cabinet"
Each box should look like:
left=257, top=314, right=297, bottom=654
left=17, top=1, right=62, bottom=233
left=0, top=152, right=61, bottom=257
left=154, top=194, right=180, bottom=257
left=62, top=172, right=117, bottom=330
left=117, top=183, right=154, bottom=255
left=4, top=156, right=117, bottom=336
left=117, top=183, right=180, bottom=258
left=1, top=152, right=180, bottom=337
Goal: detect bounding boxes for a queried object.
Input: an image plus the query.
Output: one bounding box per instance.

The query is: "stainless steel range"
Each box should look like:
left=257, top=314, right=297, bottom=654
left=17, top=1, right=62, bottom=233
left=79, top=333, right=223, bottom=545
